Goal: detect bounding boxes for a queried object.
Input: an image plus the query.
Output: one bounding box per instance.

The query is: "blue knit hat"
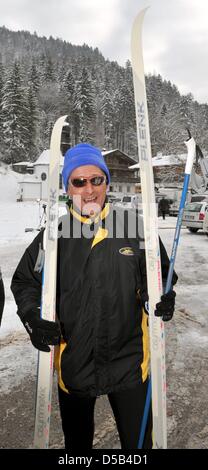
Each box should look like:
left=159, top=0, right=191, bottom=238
left=62, top=143, right=110, bottom=191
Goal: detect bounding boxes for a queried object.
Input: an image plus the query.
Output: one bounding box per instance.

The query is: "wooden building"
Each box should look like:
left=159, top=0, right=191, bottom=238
left=14, top=148, right=139, bottom=201
left=102, top=149, right=138, bottom=194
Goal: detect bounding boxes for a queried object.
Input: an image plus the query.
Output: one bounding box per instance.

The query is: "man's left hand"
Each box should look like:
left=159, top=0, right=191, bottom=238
left=155, top=290, right=176, bottom=322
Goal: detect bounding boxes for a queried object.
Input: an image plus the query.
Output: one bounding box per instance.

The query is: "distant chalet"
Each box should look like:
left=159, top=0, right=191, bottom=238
left=13, top=149, right=139, bottom=201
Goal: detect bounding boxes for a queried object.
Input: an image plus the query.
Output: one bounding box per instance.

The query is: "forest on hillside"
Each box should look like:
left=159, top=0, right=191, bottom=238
left=0, top=25, right=208, bottom=164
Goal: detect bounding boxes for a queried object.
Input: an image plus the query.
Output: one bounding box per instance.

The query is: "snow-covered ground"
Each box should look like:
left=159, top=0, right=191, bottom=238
left=1, top=166, right=208, bottom=448
left=0, top=167, right=68, bottom=395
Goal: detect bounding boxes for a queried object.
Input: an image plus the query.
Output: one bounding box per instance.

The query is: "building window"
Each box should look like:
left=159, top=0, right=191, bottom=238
left=59, top=174, right=63, bottom=190
left=127, top=185, right=130, bottom=193
left=41, top=172, right=47, bottom=181
left=109, top=185, right=113, bottom=192
left=119, top=185, right=122, bottom=192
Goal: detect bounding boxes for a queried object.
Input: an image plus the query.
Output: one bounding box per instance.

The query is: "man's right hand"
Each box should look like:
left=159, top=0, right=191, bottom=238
left=22, top=308, right=61, bottom=352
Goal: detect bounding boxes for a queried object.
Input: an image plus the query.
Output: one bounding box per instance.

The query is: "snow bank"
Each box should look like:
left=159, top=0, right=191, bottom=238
left=0, top=162, right=21, bottom=202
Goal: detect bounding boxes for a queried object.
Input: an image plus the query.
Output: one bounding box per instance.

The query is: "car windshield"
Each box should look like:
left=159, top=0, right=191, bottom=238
left=185, top=203, right=203, bottom=212
left=123, top=196, right=131, bottom=202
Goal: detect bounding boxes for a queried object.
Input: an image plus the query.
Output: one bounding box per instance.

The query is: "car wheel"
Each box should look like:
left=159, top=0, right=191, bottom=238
left=188, top=228, right=199, bottom=233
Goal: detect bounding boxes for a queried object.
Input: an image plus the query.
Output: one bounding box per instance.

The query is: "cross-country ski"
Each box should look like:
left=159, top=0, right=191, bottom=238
left=131, top=9, right=168, bottom=449
left=33, top=115, right=68, bottom=448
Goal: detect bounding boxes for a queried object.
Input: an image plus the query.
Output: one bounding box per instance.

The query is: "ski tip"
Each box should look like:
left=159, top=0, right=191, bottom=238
left=56, top=115, right=68, bottom=126
left=132, top=7, right=149, bottom=32
left=131, top=7, right=150, bottom=69
left=49, top=115, right=69, bottom=153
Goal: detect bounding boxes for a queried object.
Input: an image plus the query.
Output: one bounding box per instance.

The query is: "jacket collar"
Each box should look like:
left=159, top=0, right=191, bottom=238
left=69, top=202, right=110, bottom=225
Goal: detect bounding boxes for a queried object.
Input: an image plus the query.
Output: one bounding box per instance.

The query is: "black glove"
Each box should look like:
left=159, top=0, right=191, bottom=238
left=141, top=290, right=176, bottom=322
left=22, top=308, right=61, bottom=352
left=155, top=290, right=176, bottom=322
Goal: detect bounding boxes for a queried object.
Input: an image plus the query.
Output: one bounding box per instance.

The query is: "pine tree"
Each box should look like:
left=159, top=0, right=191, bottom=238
left=2, top=61, right=30, bottom=163
left=73, top=67, right=96, bottom=142
left=44, top=56, right=55, bottom=83
left=27, top=85, right=40, bottom=160
left=179, top=93, right=194, bottom=129
left=61, top=69, right=75, bottom=118
left=99, top=70, right=115, bottom=150
left=100, top=87, right=114, bottom=149
left=29, top=62, right=41, bottom=95
left=0, top=60, right=4, bottom=154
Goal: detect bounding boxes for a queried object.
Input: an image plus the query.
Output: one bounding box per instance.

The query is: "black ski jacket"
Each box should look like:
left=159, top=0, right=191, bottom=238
left=11, top=204, right=177, bottom=397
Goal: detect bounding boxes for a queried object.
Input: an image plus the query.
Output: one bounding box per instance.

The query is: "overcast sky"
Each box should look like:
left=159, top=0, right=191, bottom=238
left=1, top=0, right=208, bottom=103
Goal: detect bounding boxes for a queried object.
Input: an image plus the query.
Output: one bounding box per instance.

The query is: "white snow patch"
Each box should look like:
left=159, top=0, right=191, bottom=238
left=0, top=163, right=22, bottom=202
left=183, top=329, right=208, bottom=346
left=0, top=339, right=37, bottom=394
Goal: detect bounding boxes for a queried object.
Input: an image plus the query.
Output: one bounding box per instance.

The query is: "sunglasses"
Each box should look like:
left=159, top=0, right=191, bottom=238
left=69, top=175, right=106, bottom=188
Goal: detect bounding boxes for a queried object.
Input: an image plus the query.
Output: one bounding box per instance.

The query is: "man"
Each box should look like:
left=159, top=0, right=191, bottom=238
left=11, top=143, right=177, bottom=450
left=159, top=197, right=170, bottom=220
left=0, top=267, right=5, bottom=326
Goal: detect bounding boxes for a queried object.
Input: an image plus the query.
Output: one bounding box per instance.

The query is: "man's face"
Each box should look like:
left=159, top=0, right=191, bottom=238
left=67, top=165, right=107, bottom=216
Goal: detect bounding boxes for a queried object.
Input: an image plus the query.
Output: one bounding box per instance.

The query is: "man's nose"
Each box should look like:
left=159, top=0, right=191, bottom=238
left=84, top=181, right=94, bottom=193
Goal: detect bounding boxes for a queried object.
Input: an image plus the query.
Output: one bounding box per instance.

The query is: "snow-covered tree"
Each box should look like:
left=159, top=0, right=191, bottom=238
left=0, top=26, right=207, bottom=161
left=73, top=67, right=96, bottom=142
left=29, top=62, right=41, bottom=95
left=27, top=85, right=40, bottom=160
left=0, top=60, right=4, bottom=152
left=44, top=56, right=55, bottom=83
left=100, top=87, right=114, bottom=149
left=2, top=61, right=30, bottom=163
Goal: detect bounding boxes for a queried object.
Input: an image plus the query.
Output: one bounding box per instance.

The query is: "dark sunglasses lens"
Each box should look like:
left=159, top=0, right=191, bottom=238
left=91, top=176, right=105, bottom=186
left=71, top=178, right=86, bottom=187
left=71, top=176, right=106, bottom=187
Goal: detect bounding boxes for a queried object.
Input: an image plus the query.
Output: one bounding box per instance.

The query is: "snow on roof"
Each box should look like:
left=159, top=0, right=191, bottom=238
left=129, top=153, right=188, bottom=169
left=33, top=149, right=64, bottom=166
left=102, top=149, right=118, bottom=156
left=13, top=161, right=34, bottom=166
left=102, top=148, right=137, bottom=165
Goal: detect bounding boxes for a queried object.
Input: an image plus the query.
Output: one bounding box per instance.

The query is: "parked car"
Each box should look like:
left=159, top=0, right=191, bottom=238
left=114, top=194, right=143, bottom=214
left=182, top=201, right=208, bottom=232
left=107, top=192, right=123, bottom=205
left=203, top=206, right=208, bottom=235
left=190, top=194, right=208, bottom=203
left=107, top=195, right=122, bottom=204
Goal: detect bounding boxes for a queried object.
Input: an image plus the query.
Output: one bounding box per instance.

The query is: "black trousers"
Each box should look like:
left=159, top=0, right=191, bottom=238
left=58, top=381, right=152, bottom=450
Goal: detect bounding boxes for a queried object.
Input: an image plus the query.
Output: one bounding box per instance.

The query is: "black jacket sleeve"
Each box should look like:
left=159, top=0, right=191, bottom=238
left=138, top=237, right=178, bottom=298
left=0, top=268, right=5, bottom=326
left=159, top=238, right=178, bottom=287
left=11, top=231, right=44, bottom=320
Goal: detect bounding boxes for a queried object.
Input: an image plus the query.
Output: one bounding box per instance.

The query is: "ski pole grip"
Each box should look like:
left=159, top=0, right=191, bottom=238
left=184, top=137, right=196, bottom=175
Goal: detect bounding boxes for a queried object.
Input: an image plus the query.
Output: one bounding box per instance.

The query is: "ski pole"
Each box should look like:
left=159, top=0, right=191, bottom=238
left=138, top=131, right=196, bottom=449
left=165, top=131, right=196, bottom=293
